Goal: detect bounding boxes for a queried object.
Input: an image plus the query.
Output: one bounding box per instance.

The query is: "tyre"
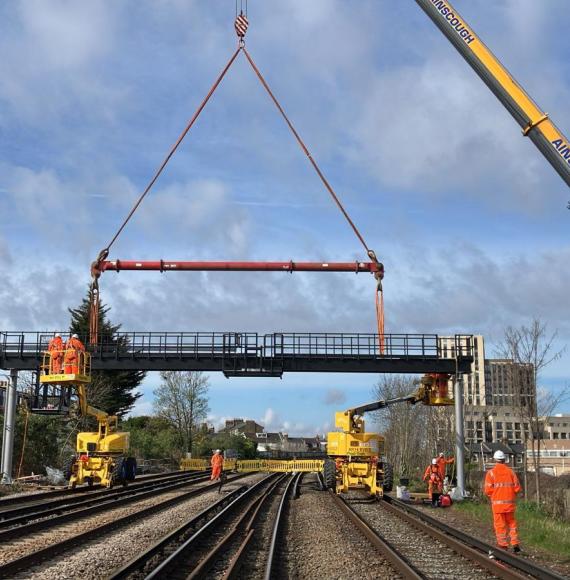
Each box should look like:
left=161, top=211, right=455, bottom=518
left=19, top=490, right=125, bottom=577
left=125, top=457, right=137, bottom=482
left=323, top=458, right=336, bottom=490
left=381, top=462, right=393, bottom=493
left=111, top=456, right=127, bottom=487
left=62, top=454, right=76, bottom=481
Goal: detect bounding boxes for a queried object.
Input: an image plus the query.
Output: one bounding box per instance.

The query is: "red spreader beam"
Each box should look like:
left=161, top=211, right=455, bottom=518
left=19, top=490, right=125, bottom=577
left=99, top=260, right=381, bottom=274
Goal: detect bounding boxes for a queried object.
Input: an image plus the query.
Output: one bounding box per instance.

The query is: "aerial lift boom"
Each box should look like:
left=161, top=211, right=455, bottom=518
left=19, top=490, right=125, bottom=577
left=40, top=351, right=135, bottom=488
left=326, top=373, right=453, bottom=497
left=415, top=0, right=570, bottom=188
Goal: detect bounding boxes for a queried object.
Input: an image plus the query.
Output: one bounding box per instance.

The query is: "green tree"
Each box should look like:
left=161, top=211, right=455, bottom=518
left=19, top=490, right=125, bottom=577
left=194, top=433, right=257, bottom=459
left=122, top=416, right=180, bottom=461
left=68, top=289, right=144, bottom=416
left=153, top=371, right=210, bottom=454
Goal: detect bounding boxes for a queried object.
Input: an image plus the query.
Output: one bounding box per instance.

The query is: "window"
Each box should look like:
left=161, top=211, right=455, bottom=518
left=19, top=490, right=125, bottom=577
left=496, top=422, right=503, bottom=429
left=553, top=433, right=559, bottom=439
left=562, top=433, right=567, bottom=440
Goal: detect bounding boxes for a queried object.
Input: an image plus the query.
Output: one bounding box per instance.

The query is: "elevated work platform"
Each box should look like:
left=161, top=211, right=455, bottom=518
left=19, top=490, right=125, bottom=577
left=0, top=332, right=474, bottom=376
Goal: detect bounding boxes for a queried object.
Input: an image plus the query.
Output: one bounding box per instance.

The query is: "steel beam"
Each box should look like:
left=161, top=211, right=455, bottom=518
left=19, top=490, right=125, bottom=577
left=99, top=260, right=380, bottom=273
left=454, top=374, right=466, bottom=498
left=1, top=370, right=17, bottom=484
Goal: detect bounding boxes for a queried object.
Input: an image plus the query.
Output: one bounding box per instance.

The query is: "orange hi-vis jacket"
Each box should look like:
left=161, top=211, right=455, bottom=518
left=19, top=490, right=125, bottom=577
left=436, top=456, right=454, bottom=480
left=48, top=336, right=63, bottom=352
left=65, top=337, right=85, bottom=353
left=211, top=453, right=224, bottom=479
left=484, top=463, right=521, bottom=513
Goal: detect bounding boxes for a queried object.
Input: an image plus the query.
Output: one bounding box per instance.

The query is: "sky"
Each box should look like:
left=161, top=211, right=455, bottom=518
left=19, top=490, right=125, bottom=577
left=0, top=0, right=569, bottom=436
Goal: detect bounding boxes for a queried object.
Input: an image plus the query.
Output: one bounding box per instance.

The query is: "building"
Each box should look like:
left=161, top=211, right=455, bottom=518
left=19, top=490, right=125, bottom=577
left=541, top=414, right=570, bottom=441
left=219, top=418, right=265, bottom=437
left=526, top=439, right=570, bottom=476
left=465, top=441, right=525, bottom=470
left=253, top=432, right=322, bottom=455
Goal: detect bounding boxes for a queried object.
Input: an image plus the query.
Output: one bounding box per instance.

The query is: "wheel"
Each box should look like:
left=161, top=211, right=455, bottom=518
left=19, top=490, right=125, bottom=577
left=323, top=458, right=336, bottom=490
left=381, top=462, right=393, bottom=493
left=111, top=456, right=127, bottom=487
left=62, top=454, right=76, bottom=481
left=125, top=457, right=137, bottom=482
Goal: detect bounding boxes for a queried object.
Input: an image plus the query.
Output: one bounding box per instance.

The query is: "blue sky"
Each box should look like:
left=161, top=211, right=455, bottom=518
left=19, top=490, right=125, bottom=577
left=0, top=1, right=569, bottom=434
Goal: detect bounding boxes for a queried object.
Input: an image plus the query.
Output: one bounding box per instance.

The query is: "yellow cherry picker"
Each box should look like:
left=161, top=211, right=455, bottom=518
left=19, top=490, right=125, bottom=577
left=40, top=345, right=135, bottom=488
left=325, top=373, right=454, bottom=498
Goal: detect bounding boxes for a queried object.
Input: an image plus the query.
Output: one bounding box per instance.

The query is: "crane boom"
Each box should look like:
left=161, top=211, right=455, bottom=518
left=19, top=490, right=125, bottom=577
left=415, top=0, right=570, bottom=188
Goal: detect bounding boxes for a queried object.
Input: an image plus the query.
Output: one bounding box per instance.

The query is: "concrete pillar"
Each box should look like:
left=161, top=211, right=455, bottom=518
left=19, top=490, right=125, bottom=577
left=1, top=370, right=18, bottom=484
left=454, top=373, right=465, bottom=498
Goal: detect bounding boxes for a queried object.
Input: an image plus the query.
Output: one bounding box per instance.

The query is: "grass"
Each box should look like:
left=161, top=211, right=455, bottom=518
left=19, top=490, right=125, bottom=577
left=456, top=500, right=570, bottom=559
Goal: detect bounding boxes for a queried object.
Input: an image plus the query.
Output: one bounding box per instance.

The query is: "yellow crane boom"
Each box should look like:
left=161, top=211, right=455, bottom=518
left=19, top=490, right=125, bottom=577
left=415, top=0, right=570, bottom=188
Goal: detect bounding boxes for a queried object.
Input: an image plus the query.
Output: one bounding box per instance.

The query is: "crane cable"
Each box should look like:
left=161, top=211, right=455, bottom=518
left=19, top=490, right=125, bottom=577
left=89, top=12, right=384, bottom=352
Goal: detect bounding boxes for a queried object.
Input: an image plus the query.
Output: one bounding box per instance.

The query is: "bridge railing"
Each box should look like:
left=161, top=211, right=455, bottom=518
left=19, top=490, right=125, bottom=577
left=0, top=331, right=474, bottom=361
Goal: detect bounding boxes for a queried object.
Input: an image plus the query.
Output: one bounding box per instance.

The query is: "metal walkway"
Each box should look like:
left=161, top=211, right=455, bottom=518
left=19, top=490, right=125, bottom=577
left=0, top=332, right=473, bottom=376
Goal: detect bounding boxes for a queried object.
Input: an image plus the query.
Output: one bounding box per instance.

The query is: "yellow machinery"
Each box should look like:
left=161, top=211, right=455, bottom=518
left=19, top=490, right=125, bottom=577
left=326, top=373, right=453, bottom=498
left=41, top=350, right=135, bottom=488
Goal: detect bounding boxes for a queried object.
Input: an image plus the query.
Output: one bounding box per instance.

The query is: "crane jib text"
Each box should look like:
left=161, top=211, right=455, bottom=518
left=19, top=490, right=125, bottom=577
left=430, top=0, right=475, bottom=45
left=552, top=139, right=570, bottom=166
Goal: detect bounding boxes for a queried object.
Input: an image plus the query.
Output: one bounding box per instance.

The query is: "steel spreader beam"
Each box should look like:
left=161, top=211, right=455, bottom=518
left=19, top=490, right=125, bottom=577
left=99, top=260, right=380, bottom=274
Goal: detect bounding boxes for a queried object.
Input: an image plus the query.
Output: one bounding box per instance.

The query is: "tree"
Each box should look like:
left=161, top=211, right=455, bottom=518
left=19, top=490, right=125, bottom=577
left=153, top=371, right=210, bottom=454
left=68, top=289, right=144, bottom=416
left=496, top=318, right=567, bottom=505
left=374, top=375, right=433, bottom=482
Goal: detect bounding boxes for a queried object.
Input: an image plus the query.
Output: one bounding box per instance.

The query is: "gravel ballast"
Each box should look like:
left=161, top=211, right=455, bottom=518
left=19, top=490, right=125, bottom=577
left=17, top=473, right=267, bottom=580
left=284, top=473, right=400, bottom=580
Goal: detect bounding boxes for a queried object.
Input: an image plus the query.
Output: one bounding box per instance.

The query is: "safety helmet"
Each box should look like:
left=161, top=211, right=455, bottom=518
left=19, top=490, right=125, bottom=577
left=72, top=334, right=79, bottom=339
left=493, top=450, right=506, bottom=461
left=439, top=452, right=444, bottom=457
left=215, top=449, right=221, bottom=453
left=55, top=333, right=61, bottom=338
left=431, top=458, right=438, bottom=465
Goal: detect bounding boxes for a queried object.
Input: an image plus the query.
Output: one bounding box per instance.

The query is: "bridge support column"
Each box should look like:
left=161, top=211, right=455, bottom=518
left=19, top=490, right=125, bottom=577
left=1, top=369, right=18, bottom=484
left=454, top=373, right=465, bottom=498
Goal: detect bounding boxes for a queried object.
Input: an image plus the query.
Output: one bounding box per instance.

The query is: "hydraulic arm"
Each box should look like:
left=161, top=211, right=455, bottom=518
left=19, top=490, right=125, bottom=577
left=326, top=373, right=453, bottom=497
left=415, top=0, right=570, bottom=188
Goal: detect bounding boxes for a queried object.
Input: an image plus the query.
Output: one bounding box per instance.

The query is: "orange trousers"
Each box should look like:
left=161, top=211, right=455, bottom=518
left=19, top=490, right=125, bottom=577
left=64, top=354, right=78, bottom=374
left=211, top=465, right=223, bottom=480
left=50, top=354, right=63, bottom=374
left=493, top=511, right=519, bottom=547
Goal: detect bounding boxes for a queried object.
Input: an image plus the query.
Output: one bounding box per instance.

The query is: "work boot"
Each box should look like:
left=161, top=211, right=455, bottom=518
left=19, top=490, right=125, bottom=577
left=513, top=545, right=521, bottom=553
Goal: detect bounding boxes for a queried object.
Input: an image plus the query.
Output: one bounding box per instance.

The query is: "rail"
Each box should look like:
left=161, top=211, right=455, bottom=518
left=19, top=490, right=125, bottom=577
left=0, top=331, right=474, bottom=375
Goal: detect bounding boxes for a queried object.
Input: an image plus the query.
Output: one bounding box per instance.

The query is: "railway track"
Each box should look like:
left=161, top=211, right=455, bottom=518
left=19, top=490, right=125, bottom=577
left=0, top=472, right=251, bottom=578
left=0, top=471, right=209, bottom=539
left=333, top=492, right=566, bottom=580
left=108, top=472, right=301, bottom=579
left=0, top=469, right=196, bottom=511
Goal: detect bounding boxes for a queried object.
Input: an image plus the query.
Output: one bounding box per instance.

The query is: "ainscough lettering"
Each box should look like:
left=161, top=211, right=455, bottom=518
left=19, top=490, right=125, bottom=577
left=552, top=138, right=570, bottom=165
left=430, top=0, right=475, bottom=45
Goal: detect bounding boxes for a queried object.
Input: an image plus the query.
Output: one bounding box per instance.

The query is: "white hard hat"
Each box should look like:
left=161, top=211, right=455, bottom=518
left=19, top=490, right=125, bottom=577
left=431, top=458, right=438, bottom=465
left=493, top=450, right=506, bottom=461
left=439, top=452, right=444, bottom=457
left=72, top=334, right=79, bottom=339
left=55, top=333, right=61, bottom=338
left=215, top=449, right=221, bottom=453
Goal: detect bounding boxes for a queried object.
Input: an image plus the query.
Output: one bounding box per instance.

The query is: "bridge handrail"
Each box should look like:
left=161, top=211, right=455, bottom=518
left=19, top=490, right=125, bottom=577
left=0, top=331, right=474, bottom=361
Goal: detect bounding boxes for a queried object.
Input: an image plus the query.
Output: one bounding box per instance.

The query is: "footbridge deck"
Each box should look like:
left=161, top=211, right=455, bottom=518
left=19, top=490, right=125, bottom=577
left=0, top=332, right=474, bottom=376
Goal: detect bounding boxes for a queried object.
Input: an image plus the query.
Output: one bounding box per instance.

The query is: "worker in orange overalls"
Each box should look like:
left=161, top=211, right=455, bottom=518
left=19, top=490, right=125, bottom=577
left=423, top=459, right=443, bottom=506
left=436, top=452, right=455, bottom=482
left=211, top=449, right=224, bottom=482
left=47, top=333, right=64, bottom=374
left=484, top=450, right=522, bottom=553
left=64, top=333, right=85, bottom=374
